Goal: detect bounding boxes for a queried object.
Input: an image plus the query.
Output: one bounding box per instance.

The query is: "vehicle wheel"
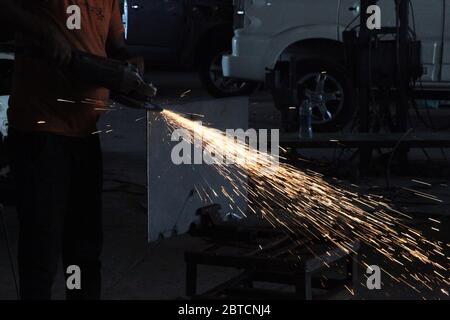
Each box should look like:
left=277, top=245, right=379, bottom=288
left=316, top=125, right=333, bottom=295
left=277, top=60, right=355, bottom=133
left=199, top=42, right=257, bottom=98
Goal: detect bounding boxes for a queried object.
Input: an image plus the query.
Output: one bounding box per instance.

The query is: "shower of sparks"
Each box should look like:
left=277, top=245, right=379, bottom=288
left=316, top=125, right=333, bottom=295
left=412, top=179, right=432, bottom=187
left=57, top=98, right=111, bottom=109
left=161, top=109, right=449, bottom=295
left=180, top=90, right=192, bottom=98
left=57, top=99, right=76, bottom=104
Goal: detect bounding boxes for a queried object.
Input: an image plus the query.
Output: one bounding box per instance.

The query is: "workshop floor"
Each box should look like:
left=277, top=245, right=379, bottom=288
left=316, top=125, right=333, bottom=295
left=0, top=71, right=449, bottom=300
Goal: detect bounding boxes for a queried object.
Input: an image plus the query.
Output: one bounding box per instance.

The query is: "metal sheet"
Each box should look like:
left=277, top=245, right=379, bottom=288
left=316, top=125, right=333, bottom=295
left=147, top=97, right=249, bottom=242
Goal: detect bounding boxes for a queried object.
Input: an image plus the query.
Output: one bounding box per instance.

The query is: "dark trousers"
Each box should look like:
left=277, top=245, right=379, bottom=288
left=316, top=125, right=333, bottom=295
left=7, top=129, right=103, bottom=300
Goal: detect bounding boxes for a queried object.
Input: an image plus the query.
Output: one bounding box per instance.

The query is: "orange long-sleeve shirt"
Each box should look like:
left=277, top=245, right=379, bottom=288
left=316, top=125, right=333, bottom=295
left=8, top=0, right=125, bottom=137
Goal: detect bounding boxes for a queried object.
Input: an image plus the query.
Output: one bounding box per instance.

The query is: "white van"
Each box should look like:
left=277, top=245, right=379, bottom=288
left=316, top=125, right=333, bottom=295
left=223, top=0, right=450, bottom=131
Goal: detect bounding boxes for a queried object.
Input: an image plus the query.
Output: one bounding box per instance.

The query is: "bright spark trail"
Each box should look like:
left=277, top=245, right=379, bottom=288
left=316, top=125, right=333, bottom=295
left=161, top=109, right=449, bottom=296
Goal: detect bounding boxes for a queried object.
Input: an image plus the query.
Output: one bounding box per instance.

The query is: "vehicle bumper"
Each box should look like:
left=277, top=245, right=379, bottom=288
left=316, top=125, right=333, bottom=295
left=222, top=54, right=265, bottom=81
left=222, top=33, right=270, bottom=81
left=0, top=53, right=14, bottom=60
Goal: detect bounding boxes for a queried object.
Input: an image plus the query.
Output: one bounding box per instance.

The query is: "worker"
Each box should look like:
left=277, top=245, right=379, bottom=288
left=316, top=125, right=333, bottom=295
left=1, top=0, right=142, bottom=300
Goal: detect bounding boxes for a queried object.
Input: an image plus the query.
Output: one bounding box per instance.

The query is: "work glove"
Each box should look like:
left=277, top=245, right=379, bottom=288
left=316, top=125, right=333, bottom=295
left=127, top=56, right=158, bottom=97
left=127, top=56, right=145, bottom=77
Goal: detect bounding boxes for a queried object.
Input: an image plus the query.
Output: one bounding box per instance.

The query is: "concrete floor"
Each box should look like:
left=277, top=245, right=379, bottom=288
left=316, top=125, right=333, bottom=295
left=0, top=71, right=449, bottom=300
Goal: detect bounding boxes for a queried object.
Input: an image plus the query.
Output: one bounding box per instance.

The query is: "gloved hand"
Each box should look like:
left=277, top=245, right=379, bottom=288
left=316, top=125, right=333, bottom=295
left=126, top=56, right=157, bottom=97
left=127, top=56, right=145, bottom=77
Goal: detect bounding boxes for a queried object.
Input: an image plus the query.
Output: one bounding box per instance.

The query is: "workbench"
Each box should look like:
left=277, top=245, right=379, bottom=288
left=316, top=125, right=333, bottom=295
left=185, top=214, right=360, bottom=300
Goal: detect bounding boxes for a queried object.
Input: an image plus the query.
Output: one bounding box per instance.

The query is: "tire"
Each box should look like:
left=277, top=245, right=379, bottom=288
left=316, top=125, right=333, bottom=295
left=276, top=60, right=355, bottom=133
left=198, top=39, right=257, bottom=98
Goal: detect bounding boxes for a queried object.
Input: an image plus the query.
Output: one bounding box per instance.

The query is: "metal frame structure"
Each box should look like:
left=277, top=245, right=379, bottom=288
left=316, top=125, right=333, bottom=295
left=184, top=212, right=360, bottom=300
left=276, top=0, right=450, bottom=173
